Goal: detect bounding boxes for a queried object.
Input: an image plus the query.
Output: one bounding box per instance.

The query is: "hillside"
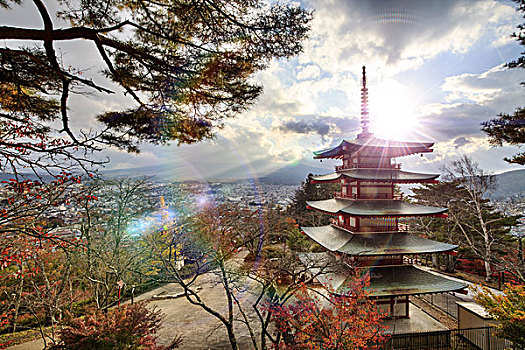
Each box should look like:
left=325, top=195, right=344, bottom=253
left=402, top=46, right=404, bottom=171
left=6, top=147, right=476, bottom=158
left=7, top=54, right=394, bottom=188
left=258, top=162, right=332, bottom=185
left=1, top=167, right=522, bottom=197
left=491, top=169, right=525, bottom=199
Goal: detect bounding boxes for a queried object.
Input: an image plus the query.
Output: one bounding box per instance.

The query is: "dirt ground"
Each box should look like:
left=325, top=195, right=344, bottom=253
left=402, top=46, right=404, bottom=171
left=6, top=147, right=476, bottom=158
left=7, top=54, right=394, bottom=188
left=9, top=257, right=478, bottom=349
left=7, top=271, right=263, bottom=350
left=145, top=274, right=262, bottom=350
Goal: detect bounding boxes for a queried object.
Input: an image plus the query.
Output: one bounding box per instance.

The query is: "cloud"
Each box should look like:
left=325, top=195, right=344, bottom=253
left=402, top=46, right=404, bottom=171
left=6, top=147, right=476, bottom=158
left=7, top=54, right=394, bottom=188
left=9, top=0, right=518, bottom=176
left=275, top=115, right=358, bottom=138
left=441, top=65, right=525, bottom=108
left=299, top=0, right=519, bottom=76
left=408, top=62, right=525, bottom=168
left=454, top=137, right=470, bottom=148
left=419, top=65, right=525, bottom=142
left=419, top=102, right=494, bottom=140
left=278, top=117, right=331, bottom=137
left=215, top=0, right=523, bottom=170
left=296, top=65, right=321, bottom=80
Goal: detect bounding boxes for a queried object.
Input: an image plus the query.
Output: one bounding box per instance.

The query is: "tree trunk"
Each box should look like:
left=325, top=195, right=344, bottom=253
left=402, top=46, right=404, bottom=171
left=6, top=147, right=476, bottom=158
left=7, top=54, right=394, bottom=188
left=226, top=324, right=239, bottom=350
left=484, top=255, right=492, bottom=282
left=432, top=254, right=439, bottom=269
left=11, top=275, right=24, bottom=333
left=445, top=255, right=455, bottom=273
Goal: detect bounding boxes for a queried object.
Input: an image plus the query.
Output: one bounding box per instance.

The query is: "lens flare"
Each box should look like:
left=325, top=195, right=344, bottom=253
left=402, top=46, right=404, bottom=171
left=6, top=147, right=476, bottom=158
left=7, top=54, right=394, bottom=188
left=371, top=8, right=421, bottom=26
left=369, top=81, right=419, bottom=140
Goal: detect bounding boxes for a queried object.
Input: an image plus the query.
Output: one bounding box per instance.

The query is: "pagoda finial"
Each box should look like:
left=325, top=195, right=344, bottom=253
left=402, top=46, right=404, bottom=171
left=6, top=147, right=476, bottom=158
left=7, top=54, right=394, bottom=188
left=359, top=66, right=370, bottom=137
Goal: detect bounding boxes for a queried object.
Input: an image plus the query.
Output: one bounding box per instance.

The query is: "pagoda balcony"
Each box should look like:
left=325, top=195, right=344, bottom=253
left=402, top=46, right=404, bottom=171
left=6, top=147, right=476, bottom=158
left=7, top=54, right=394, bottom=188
left=329, top=218, right=410, bottom=233
left=357, top=225, right=411, bottom=233
left=335, top=163, right=402, bottom=172
left=329, top=219, right=355, bottom=231
left=334, top=192, right=404, bottom=200
left=334, top=192, right=355, bottom=199
left=398, top=223, right=410, bottom=231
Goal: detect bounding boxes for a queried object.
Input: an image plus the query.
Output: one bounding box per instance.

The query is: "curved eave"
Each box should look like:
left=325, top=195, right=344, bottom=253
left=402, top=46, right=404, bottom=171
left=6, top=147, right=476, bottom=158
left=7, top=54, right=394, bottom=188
left=297, top=253, right=467, bottom=297
left=313, top=137, right=434, bottom=159
left=306, top=198, right=350, bottom=214
left=313, top=140, right=347, bottom=159
left=306, top=198, right=448, bottom=217
left=309, top=172, right=343, bottom=182
left=338, top=232, right=458, bottom=256
left=363, top=265, right=468, bottom=297
left=301, top=225, right=458, bottom=255
left=309, top=169, right=439, bottom=184
left=301, top=225, right=353, bottom=251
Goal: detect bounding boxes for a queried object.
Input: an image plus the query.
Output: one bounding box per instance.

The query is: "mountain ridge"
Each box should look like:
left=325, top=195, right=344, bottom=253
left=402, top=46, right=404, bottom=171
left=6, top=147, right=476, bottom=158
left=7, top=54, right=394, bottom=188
left=0, top=167, right=523, bottom=198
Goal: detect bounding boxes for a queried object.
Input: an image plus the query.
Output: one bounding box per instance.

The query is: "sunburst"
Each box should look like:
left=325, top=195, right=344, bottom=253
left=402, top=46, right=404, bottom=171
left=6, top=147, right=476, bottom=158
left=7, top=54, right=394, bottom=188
left=369, top=81, right=419, bottom=140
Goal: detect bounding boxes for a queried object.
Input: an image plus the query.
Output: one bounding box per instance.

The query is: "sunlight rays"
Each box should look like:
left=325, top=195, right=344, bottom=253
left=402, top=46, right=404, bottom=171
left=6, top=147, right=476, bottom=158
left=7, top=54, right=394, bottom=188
left=369, top=81, right=419, bottom=140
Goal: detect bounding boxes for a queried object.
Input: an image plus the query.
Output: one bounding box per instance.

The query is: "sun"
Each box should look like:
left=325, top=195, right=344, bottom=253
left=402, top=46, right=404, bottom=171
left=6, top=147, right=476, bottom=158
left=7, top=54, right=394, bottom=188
left=368, top=81, right=419, bottom=140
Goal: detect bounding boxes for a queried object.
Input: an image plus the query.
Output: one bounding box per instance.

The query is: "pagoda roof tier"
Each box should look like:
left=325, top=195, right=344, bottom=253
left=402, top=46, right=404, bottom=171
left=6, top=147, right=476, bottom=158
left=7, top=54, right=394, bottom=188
left=313, top=136, right=434, bottom=159
left=301, top=225, right=458, bottom=255
left=309, top=169, right=439, bottom=184
left=306, top=198, right=447, bottom=217
left=297, top=253, right=467, bottom=297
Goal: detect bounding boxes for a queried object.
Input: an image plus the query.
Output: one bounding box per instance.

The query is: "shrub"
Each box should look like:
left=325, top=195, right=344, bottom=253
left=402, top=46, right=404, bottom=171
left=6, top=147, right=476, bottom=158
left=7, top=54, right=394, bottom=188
left=474, top=284, right=525, bottom=348
left=50, top=302, right=179, bottom=350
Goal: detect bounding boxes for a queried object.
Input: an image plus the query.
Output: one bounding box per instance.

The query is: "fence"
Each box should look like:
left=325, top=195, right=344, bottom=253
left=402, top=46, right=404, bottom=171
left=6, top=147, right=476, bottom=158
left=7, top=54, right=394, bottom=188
left=418, top=292, right=462, bottom=320
left=383, top=327, right=517, bottom=350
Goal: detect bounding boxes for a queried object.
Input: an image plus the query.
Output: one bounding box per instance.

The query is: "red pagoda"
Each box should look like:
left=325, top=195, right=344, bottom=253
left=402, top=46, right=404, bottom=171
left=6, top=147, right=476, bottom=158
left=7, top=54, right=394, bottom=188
left=299, top=67, right=466, bottom=318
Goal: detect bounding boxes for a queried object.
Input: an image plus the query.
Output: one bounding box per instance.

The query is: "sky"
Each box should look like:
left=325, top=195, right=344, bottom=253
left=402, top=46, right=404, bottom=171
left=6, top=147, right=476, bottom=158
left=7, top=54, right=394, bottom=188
left=2, top=0, right=525, bottom=181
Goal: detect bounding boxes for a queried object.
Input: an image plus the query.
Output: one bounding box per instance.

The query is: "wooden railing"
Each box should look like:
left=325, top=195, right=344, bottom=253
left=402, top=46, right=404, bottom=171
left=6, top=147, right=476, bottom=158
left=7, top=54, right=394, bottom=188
left=335, top=163, right=402, bottom=171
left=330, top=220, right=409, bottom=233
left=334, top=192, right=403, bottom=200
left=330, top=219, right=355, bottom=231
left=334, top=192, right=355, bottom=199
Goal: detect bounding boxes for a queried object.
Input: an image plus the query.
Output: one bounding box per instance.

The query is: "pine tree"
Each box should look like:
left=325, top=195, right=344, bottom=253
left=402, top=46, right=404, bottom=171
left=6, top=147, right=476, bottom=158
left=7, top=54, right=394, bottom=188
left=482, top=0, right=525, bottom=165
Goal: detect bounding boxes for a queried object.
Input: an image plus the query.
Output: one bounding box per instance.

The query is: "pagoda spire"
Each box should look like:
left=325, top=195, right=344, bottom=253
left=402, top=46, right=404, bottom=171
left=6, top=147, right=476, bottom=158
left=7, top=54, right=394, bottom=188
left=358, top=66, right=371, bottom=138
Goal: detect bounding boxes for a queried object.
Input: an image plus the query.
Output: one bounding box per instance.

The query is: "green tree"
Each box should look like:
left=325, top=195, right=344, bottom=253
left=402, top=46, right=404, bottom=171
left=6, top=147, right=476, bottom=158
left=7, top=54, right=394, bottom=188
left=474, top=284, right=525, bottom=349
left=482, top=0, right=525, bottom=165
left=411, top=181, right=464, bottom=272
left=413, top=156, right=517, bottom=281
left=143, top=202, right=331, bottom=350
left=76, top=177, right=157, bottom=311
left=483, top=108, right=525, bottom=165
left=0, top=0, right=311, bottom=173
left=288, top=177, right=338, bottom=227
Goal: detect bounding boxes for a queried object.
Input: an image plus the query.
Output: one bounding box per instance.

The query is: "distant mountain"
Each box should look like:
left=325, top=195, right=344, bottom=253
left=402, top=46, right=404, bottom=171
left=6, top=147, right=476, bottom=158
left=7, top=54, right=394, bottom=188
left=490, top=169, right=525, bottom=199
left=208, top=158, right=277, bottom=182
left=0, top=172, right=55, bottom=182
left=100, top=158, right=274, bottom=182
left=101, top=163, right=182, bottom=180
left=96, top=157, right=334, bottom=184
left=98, top=159, right=332, bottom=185
left=258, top=162, right=333, bottom=185
left=3, top=167, right=521, bottom=196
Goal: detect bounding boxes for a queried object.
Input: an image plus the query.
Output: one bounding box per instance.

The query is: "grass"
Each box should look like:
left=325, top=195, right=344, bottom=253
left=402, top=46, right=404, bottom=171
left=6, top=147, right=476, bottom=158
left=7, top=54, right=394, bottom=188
left=0, top=326, right=53, bottom=348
